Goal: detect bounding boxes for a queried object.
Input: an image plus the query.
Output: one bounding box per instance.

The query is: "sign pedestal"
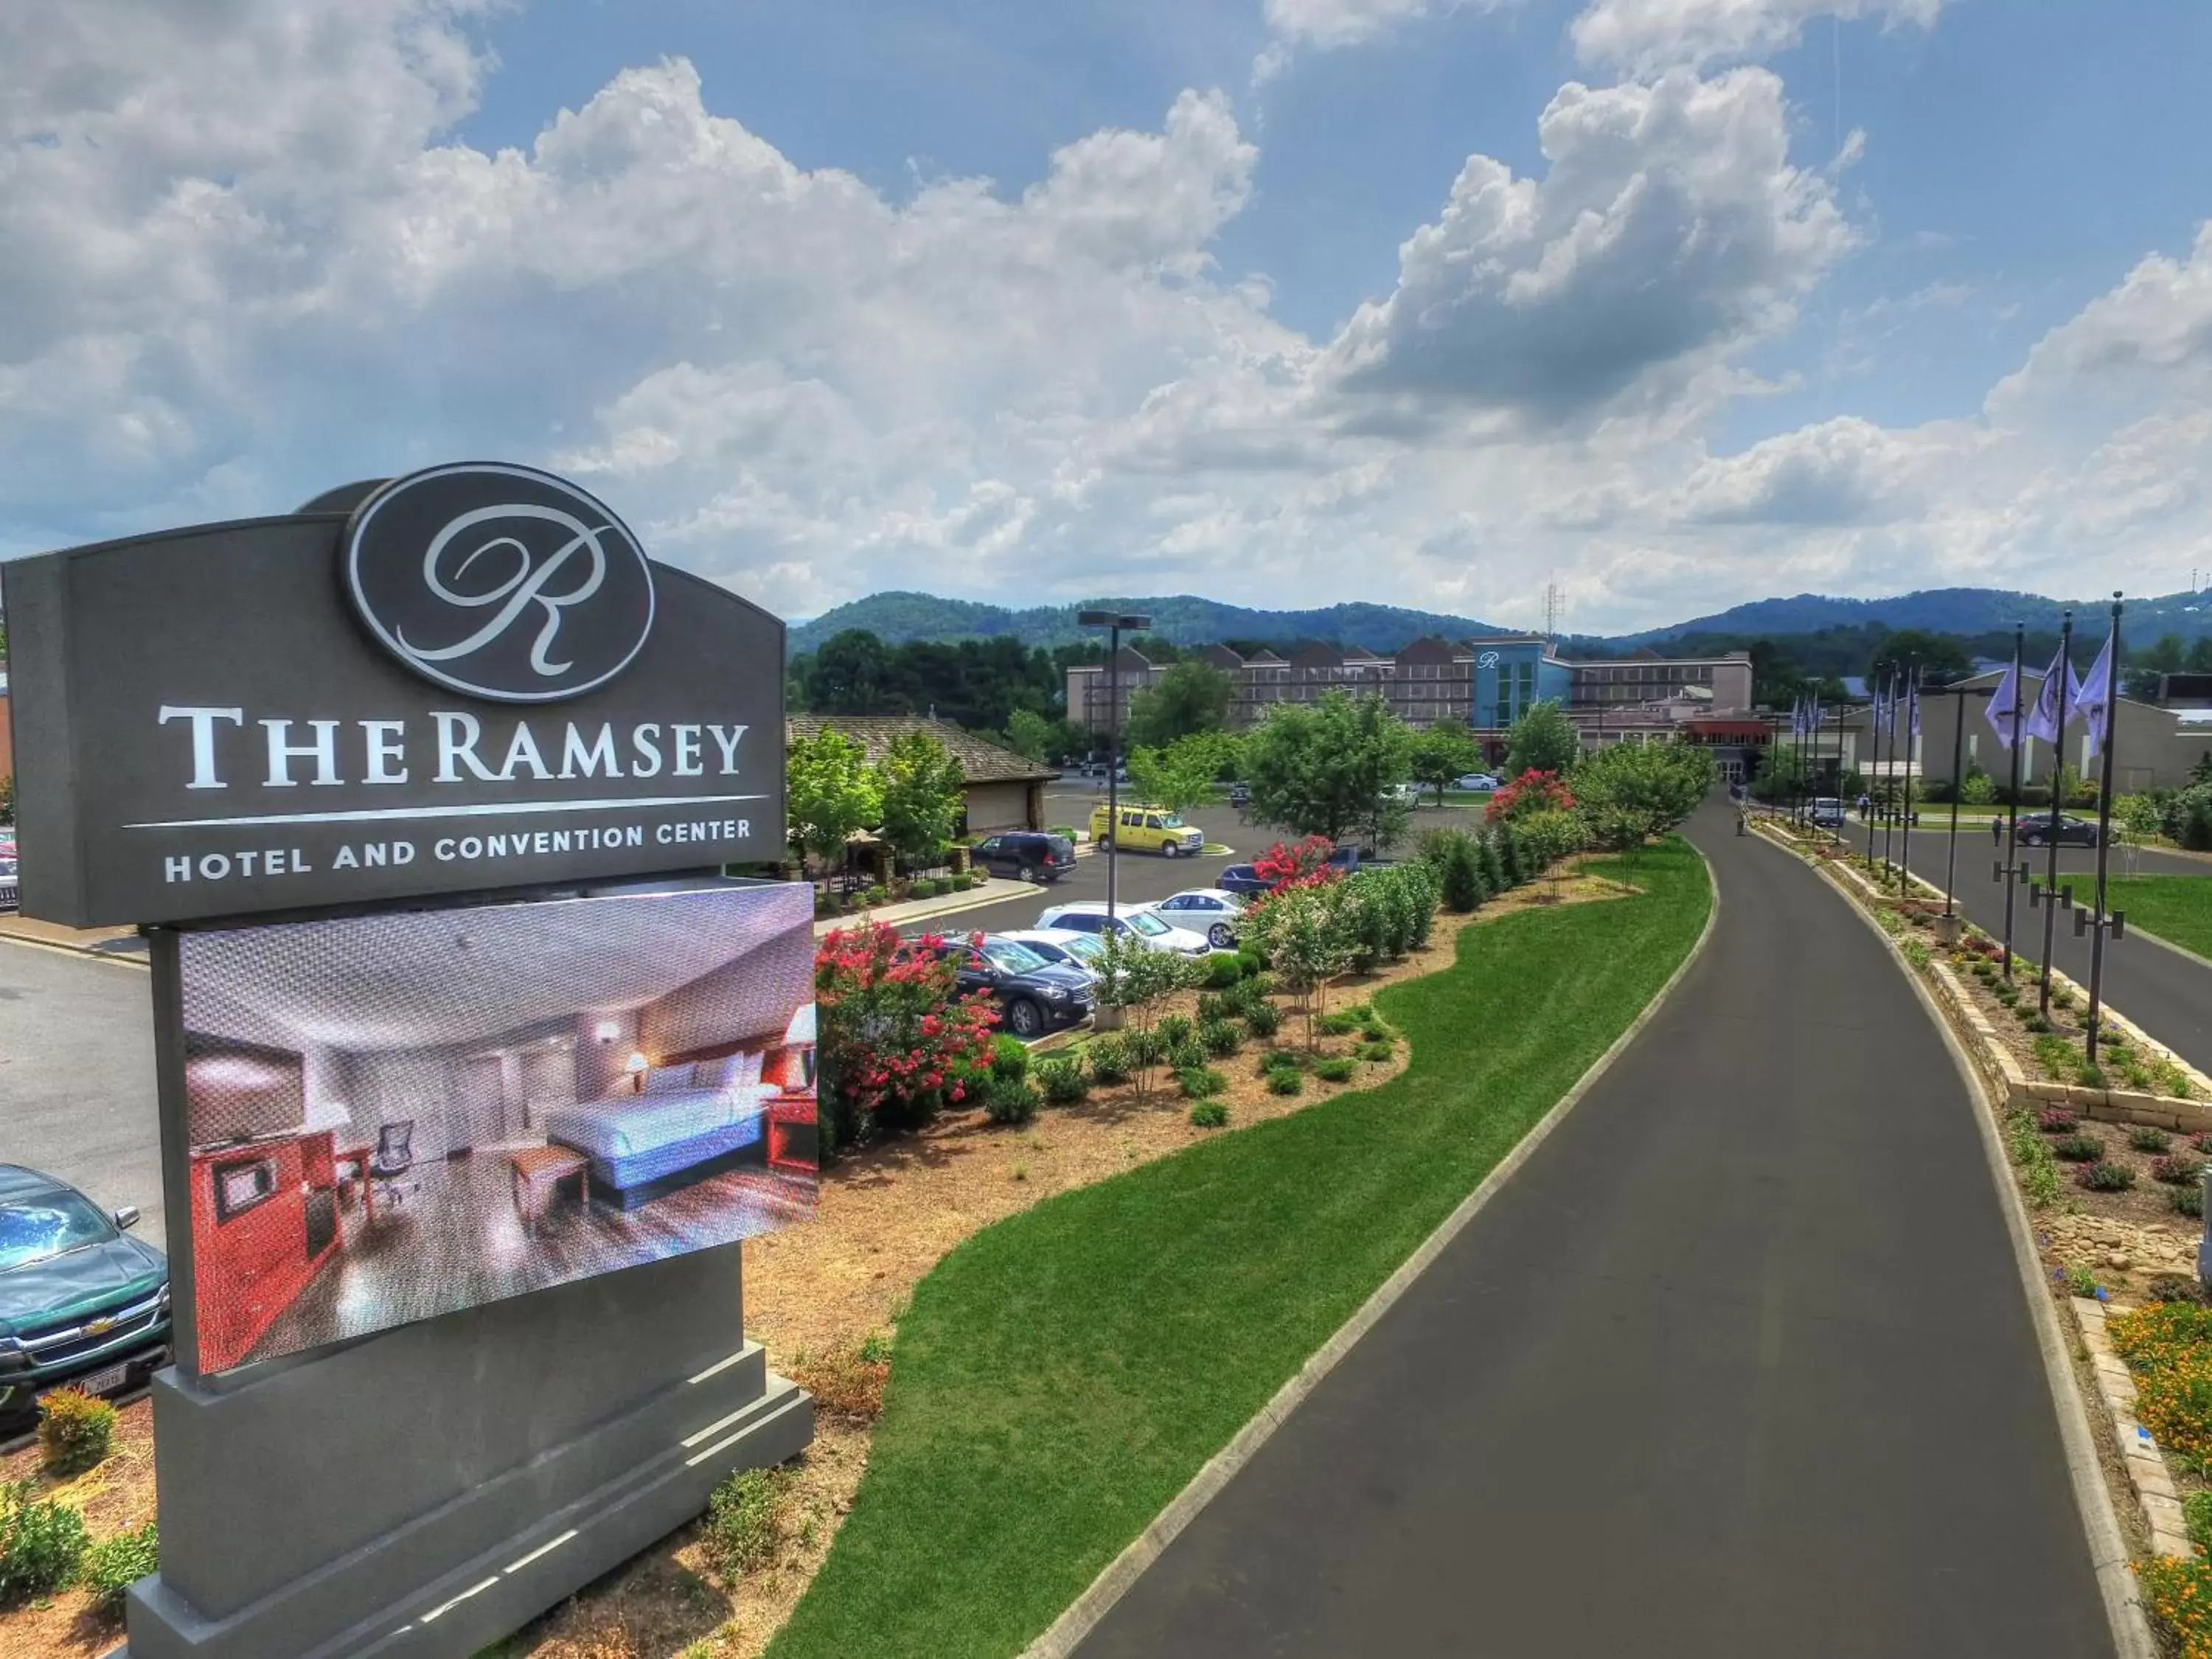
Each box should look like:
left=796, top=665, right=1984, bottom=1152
left=122, top=1245, right=810, bottom=1658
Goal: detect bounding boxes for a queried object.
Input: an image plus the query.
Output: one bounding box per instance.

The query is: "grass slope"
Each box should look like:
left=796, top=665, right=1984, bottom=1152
left=2106, top=874, right=2212, bottom=959
left=767, top=840, right=1712, bottom=1659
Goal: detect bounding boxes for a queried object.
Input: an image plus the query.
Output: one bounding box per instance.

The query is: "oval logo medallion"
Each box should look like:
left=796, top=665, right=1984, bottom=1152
left=344, top=463, right=656, bottom=703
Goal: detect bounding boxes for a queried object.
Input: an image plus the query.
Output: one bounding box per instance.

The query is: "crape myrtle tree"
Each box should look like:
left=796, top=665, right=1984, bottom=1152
left=1408, top=717, right=1481, bottom=804
left=1504, top=700, right=1580, bottom=777
left=1572, top=740, right=1717, bottom=865
left=876, top=731, right=966, bottom=871
left=813, top=922, right=999, bottom=1158
left=1242, top=689, right=1415, bottom=851
left=1126, top=660, right=1234, bottom=749
left=787, top=727, right=883, bottom=877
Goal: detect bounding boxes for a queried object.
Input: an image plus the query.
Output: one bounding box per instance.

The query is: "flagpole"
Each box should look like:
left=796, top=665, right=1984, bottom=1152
left=1899, top=660, right=1919, bottom=900
left=1944, top=671, right=1965, bottom=918
left=1864, top=681, right=1882, bottom=872
left=2038, top=610, right=2074, bottom=1017
left=2086, top=594, right=2124, bottom=1063
left=2000, top=622, right=2025, bottom=981
left=1882, top=669, right=1900, bottom=880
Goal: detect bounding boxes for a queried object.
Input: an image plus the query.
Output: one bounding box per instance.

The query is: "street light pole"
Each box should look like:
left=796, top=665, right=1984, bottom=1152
left=1080, top=608, right=1152, bottom=928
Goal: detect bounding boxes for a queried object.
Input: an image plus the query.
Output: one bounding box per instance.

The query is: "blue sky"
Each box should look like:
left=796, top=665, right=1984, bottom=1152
left=5, top=0, right=2211, bottom=630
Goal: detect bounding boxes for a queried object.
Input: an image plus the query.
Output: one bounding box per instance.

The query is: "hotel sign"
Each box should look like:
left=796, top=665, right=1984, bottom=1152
left=2, top=463, right=786, bottom=925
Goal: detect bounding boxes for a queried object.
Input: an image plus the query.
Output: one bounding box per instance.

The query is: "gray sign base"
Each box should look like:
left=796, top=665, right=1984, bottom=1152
left=119, top=1246, right=812, bottom=1659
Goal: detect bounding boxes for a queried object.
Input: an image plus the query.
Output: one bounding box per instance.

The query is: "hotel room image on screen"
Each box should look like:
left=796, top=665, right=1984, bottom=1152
left=175, top=881, right=819, bottom=1376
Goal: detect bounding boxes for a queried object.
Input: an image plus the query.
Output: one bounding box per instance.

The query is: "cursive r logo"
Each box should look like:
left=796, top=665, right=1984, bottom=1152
left=344, top=464, right=656, bottom=703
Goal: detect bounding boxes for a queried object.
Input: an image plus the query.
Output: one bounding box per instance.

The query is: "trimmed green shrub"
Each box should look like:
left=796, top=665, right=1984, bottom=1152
left=79, top=1520, right=159, bottom=1617
left=1087, top=1034, right=1132, bottom=1085
left=1124, top=1027, right=1167, bottom=1069
left=704, top=1468, right=785, bottom=1577
left=991, top=1034, right=1030, bottom=1082
left=1177, top=1065, right=1228, bottom=1099
left=1156, top=1015, right=1195, bottom=1051
left=1166, top=1039, right=1207, bottom=1074
left=38, top=1387, right=115, bottom=1477
left=1318, top=1012, right=1363, bottom=1037
left=2174, top=1183, right=2205, bottom=1218
left=2152, top=1154, right=2203, bottom=1187
left=1478, top=831, right=1509, bottom=895
left=0, top=1478, right=88, bottom=1607
left=1188, top=1099, right=1229, bottom=1128
left=1244, top=1001, right=1283, bottom=1040
left=2131, top=1124, right=2174, bottom=1153
left=1035, top=1056, right=1089, bottom=1106
left=1358, top=1040, right=1395, bottom=1063
left=1264, top=1067, right=1304, bottom=1096
left=2051, top=1133, right=2105, bottom=1163
left=1203, top=954, right=1247, bottom=990
left=1234, top=947, right=1267, bottom=980
left=2077, top=1160, right=2135, bottom=1192
left=1198, top=1018, right=1241, bottom=1059
left=1314, top=1057, right=1357, bottom=1082
left=984, top=1074, right=1042, bottom=1124
left=1257, top=1046, right=1309, bottom=1073
left=1194, top=992, right=1234, bottom=1025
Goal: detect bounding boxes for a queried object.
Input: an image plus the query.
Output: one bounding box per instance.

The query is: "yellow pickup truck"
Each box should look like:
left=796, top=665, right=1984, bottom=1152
left=1089, top=802, right=1206, bottom=858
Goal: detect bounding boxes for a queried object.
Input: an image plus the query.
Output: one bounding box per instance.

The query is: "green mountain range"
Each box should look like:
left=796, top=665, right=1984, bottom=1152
left=789, top=585, right=2212, bottom=657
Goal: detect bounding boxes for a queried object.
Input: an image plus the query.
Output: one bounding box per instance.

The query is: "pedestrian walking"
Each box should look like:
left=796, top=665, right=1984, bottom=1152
left=1991, top=816, right=2003, bottom=849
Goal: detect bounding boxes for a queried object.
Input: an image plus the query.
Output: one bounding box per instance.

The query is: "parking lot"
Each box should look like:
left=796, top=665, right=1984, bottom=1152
left=0, top=785, right=1495, bottom=1253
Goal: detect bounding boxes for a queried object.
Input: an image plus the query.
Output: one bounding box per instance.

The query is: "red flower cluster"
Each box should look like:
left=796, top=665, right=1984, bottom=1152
left=815, top=922, right=998, bottom=1127
left=1252, top=834, right=1340, bottom=892
left=1485, top=769, right=1576, bottom=824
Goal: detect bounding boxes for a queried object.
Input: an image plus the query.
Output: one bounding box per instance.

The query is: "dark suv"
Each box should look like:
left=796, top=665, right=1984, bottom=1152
left=0, top=1165, right=170, bottom=1433
left=970, top=832, right=1077, bottom=884
left=907, top=935, right=1095, bottom=1039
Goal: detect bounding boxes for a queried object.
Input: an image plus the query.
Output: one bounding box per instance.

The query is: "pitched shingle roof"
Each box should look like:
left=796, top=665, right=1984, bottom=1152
left=787, top=714, right=1058, bottom=785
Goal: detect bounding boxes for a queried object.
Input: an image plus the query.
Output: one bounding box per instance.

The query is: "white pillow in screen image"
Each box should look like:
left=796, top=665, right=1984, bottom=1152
left=643, top=1066, right=695, bottom=1096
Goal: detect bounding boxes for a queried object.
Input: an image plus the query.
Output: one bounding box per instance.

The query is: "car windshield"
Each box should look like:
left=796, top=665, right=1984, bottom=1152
left=1057, top=934, right=1105, bottom=961
left=1128, top=911, right=1172, bottom=936
left=0, top=1190, right=114, bottom=1272
left=1158, top=813, right=1188, bottom=828
left=984, top=942, right=1051, bottom=974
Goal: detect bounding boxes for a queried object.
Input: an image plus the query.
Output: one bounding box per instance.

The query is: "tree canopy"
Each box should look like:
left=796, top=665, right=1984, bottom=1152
left=875, top=731, right=966, bottom=866
left=1408, top=717, right=1481, bottom=803
left=1126, top=660, right=1234, bottom=748
left=1573, top=741, right=1716, bottom=860
left=1127, top=732, right=1237, bottom=816
left=787, top=728, right=883, bottom=871
left=1505, top=700, right=1580, bottom=776
left=1868, top=629, right=1975, bottom=689
left=1241, top=690, right=1414, bottom=849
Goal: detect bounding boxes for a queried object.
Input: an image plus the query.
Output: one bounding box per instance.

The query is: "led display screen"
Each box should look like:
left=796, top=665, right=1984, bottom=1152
left=175, top=881, right=817, bottom=1374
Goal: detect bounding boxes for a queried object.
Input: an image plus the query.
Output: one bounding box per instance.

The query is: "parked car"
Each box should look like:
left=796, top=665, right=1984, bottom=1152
left=1033, top=902, right=1213, bottom=956
left=968, top=831, right=1076, bottom=884
left=1140, top=888, right=1246, bottom=950
left=0, top=1165, right=171, bottom=1434
left=1809, top=797, right=1846, bottom=828
left=996, top=928, right=1108, bottom=981
left=1089, top=803, right=1205, bottom=858
left=1454, top=773, right=1500, bottom=791
left=1226, top=782, right=1251, bottom=807
left=0, top=855, right=16, bottom=914
left=1217, top=844, right=1388, bottom=896
left=903, top=935, right=1094, bottom=1038
left=1385, top=782, right=1420, bottom=805
left=2017, top=813, right=2102, bottom=848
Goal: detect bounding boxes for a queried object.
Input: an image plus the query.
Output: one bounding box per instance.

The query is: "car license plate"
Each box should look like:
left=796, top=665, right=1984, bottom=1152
left=71, top=1363, right=129, bottom=1397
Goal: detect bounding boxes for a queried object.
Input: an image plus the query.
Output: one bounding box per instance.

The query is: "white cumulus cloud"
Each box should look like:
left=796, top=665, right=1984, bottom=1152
left=1571, top=0, right=1947, bottom=74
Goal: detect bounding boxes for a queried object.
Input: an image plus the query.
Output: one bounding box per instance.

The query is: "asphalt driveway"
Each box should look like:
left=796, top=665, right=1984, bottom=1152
left=1072, top=802, right=2112, bottom=1659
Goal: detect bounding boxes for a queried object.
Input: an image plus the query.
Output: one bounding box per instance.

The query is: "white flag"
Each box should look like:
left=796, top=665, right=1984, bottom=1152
left=1988, top=658, right=2021, bottom=751
left=1908, top=678, right=1921, bottom=737
left=2023, top=644, right=2080, bottom=745
left=2078, top=630, right=2117, bottom=758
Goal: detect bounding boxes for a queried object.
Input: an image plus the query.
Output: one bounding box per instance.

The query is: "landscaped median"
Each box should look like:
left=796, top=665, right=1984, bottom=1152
left=760, top=841, right=1711, bottom=1659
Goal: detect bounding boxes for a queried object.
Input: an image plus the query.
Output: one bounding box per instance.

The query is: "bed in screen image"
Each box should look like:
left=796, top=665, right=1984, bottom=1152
left=176, top=881, right=818, bottom=1375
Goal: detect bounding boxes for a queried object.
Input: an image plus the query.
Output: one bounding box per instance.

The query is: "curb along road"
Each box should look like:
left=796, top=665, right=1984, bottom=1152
left=1067, top=801, right=2114, bottom=1659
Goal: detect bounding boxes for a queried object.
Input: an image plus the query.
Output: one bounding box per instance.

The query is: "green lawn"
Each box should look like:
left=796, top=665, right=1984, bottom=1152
left=766, top=840, right=1713, bottom=1659
left=2105, top=874, right=2212, bottom=959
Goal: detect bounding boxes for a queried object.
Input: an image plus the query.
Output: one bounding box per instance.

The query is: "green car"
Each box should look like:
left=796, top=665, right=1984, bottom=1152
left=0, top=1164, right=170, bottom=1433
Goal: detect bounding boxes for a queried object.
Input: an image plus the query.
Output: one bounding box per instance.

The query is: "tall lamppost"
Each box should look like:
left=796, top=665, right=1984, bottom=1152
left=1079, top=609, right=1152, bottom=924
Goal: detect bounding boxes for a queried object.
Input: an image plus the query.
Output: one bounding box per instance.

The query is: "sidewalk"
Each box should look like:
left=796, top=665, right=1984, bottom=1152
left=811, top=878, right=1020, bottom=939
left=0, top=913, right=147, bottom=964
